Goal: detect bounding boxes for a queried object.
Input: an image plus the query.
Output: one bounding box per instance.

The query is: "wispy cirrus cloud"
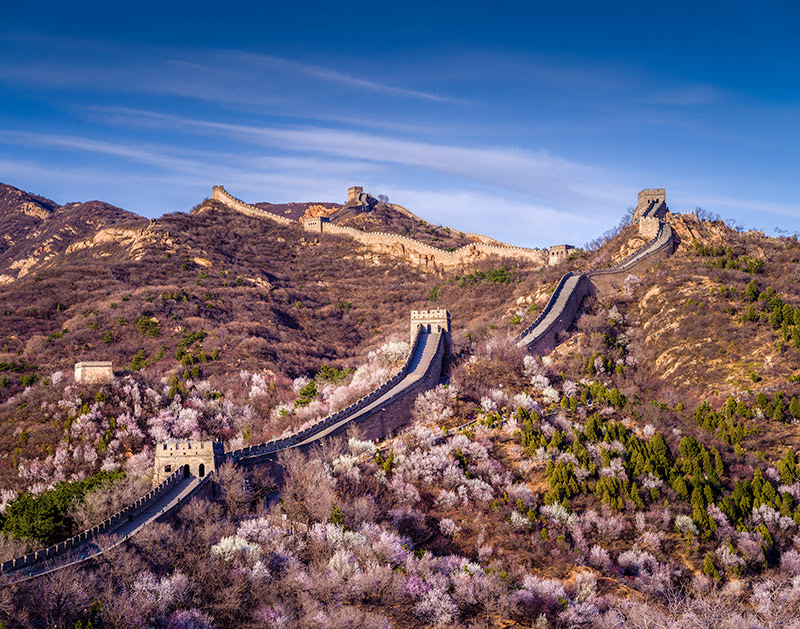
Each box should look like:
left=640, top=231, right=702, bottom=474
left=0, top=35, right=459, bottom=107
left=642, top=83, right=730, bottom=106
left=90, top=107, right=634, bottom=212
left=225, top=51, right=457, bottom=103
left=0, top=123, right=622, bottom=246
left=680, top=194, right=800, bottom=222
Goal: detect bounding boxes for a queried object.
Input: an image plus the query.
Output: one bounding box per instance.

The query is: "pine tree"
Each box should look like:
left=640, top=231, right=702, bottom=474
left=329, top=504, right=344, bottom=526
left=703, top=554, right=721, bottom=581
left=790, top=397, right=800, bottom=419
left=745, top=279, right=760, bottom=301
left=672, top=476, right=689, bottom=499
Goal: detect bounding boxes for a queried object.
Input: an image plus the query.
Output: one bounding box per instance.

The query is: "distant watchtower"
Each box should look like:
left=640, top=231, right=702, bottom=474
left=347, top=186, right=364, bottom=204
left=153, top=440, right=225, bottom=485
left=303, top=216, right=328, bottom=234
left=548, top=244, right=575, bottom=266
left=74, top=361, right=114, bottom=385
left=633, top=188, right=667, bottom=223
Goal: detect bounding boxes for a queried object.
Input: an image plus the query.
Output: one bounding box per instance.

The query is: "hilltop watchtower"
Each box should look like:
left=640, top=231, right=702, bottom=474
left=153, top=440, right=225, bottom=485
left=347, top=186, right=364, bottom=204
left=634, top=188, right=667, bottom=223
left=548, top=244, right=575, bottom=266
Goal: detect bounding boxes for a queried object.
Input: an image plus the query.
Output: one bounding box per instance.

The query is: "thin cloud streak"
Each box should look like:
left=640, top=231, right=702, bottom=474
left=227, top=51, right=459, bottom=103
left=96, top=108, right=635, bottom=211
left=686, top=195, right=800, bottom=221
left=0, top=128, right=610, bottom=247
left=0, top=36, right=461, bottom=107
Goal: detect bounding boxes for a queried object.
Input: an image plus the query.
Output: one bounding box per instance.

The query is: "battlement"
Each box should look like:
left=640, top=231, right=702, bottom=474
left=347, top=186, right=364, bottom=203
left=74, top=361, right=114, bottom=384
left=410, top=309, right=451, bottom=344
left=548, top=244, right=575, bottom=266
left=157, top=441, right=225, bottom=455
left=153, top=440, right=225, bottom=485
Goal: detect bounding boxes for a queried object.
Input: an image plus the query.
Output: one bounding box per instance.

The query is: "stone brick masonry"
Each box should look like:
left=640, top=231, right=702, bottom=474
left=6, top=187, right=678, bottom=581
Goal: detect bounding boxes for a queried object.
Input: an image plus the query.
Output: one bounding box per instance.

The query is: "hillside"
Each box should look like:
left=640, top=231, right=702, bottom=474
left=0, top=182, right=142, bottom=283
left=0, top=187, right=547, bottom=493
left=4, top=183, right=800, bottom=626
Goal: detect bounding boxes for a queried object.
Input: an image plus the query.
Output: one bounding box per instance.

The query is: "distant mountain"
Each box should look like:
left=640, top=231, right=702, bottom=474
left=0, top=183, right=59, bottom=256
left=0, top=183, right=141, bottom=282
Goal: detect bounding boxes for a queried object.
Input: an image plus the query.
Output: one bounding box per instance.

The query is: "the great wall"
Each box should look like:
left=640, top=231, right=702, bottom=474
left=1, top=189, right=676, bottom=582
left=1, top=309, right=450, bottom=581
left=212, top=186, right=548, bottom=272
left=515, top=193, right=674, bottom=353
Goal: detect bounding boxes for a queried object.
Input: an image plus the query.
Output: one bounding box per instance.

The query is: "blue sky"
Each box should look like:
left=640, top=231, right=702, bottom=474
left=1, top=0, right=798, bottom=248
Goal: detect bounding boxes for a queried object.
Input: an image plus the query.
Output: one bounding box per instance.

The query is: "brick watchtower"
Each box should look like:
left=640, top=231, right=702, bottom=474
left=347, top=186, right=364, bottom=204
left=153, top=441, right=225, bottom=485
left=633, top=188, right=667, bottom=223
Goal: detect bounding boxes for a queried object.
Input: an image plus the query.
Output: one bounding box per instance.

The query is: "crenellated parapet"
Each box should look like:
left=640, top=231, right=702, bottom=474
left=212, top=185, right=295, bottom=226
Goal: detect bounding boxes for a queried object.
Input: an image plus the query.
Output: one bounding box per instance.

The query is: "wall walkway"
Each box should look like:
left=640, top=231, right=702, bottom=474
left=4, top=191, right=674, bottom=581
left=516, top=214, right=674, bottom=354
left=3, top=319, right=447, bottom=582
left=2, top=474, right=211, bottom=583
left=232, top=329, right=444, bottom=466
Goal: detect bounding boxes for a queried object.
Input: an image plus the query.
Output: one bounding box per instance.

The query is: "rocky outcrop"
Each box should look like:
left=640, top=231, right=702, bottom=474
left=299, top=204, right=338, bottom=224
left=66, top=223, right=171, bottom=260
left=0, top=188, right=142, bottom=280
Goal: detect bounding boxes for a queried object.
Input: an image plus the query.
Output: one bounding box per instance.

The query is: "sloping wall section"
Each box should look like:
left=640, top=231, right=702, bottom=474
left=1, top=310, right=451, bottom=581
left=212, top=186, right=547, bottom=272
left=5, top=188, right=677, bottom=581
left=516, top=191, right=674, bottom=354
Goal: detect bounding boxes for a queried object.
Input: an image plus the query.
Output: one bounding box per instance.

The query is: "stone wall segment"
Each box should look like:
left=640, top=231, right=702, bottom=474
left=212, top=186, right=547, bottom=272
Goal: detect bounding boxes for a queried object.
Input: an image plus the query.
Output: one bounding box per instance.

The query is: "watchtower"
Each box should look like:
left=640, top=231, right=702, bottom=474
left=410, top=309, right=451, bottom=344
left=303, top=216, right=328, bottom=234
left=634, top=188, right=667, bottom=222
left=548, top=244, right=575, bottom=266
left=153, top=440, right=225, bottom=485
left=347, top=186, right=364, bottom=204
left=74, top=361, right=114, bottom=385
